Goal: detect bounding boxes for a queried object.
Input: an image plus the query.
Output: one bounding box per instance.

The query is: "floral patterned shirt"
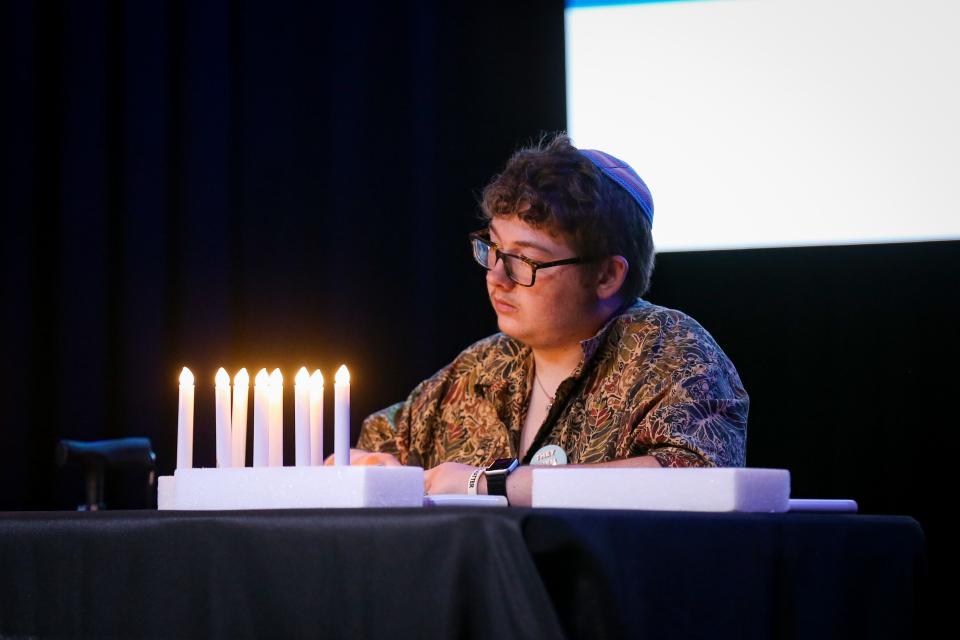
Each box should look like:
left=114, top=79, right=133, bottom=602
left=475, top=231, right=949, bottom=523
left=358, top=298, right=748, bottom=469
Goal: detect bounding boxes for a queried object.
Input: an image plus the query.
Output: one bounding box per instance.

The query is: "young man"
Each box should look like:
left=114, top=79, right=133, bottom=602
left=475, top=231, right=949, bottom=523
left=349, top=134, right=748, bottom=507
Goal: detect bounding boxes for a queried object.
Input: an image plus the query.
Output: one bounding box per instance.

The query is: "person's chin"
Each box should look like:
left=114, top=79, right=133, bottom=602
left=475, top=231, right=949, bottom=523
left=495, top=312, right=525, bottom=340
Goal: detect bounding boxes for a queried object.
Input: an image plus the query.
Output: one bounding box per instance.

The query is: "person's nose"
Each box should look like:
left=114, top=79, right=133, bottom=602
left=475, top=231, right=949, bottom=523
left=486, top=254, right=515, bottom=289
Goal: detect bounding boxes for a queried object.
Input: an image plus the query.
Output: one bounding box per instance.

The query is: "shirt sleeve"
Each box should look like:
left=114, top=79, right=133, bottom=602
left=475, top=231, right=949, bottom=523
left=628, top=314, right=749, bottom=468
left=356, top=401, right=406, bottom=456
left=642, top=389, right=749, bottom=468
left=356, top=334, right=513, bottom=467
left=356, top=368, right=451, bottom=466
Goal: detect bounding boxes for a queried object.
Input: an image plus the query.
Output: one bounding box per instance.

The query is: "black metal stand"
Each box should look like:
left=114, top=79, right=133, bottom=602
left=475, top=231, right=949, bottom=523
left=56, top=438, right=157, bottom=511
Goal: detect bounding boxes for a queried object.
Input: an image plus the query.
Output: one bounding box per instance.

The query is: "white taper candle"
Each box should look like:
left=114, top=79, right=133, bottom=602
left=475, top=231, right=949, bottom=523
left=177, top=367, right=195, bottom=470
left=294, top=367, right=311, bottom=466
left=214, top=367, right=232, bottom=468
left=309, top=370, right=324, bottom=466
left=269, top=368, right=284, bottom=467
left=334, top=365, right=350, bottom=466
left=231, top=368, right=249, bottom=467
left=253, top=368, right=270, bottom=467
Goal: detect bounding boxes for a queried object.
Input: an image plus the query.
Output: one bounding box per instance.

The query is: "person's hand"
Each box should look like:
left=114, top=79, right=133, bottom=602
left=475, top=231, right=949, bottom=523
left=353, top=451, right=401, bottom=466
left=323, top=448, right=401, bottom=466
left=423, top=462, right=483, bottom=495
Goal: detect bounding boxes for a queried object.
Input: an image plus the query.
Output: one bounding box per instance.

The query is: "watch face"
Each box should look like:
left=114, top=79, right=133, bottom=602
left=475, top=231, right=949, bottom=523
left=487, top=458, right=519, bottom=473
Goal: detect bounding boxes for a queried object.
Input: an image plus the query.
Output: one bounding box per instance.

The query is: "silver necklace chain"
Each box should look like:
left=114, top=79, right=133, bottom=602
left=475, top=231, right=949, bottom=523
left=534, top=374, right=555, bottom=404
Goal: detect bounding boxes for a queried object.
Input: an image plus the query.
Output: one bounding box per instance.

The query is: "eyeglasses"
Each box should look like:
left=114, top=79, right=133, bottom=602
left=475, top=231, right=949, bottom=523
left=468, top=230, right=596, bottom=287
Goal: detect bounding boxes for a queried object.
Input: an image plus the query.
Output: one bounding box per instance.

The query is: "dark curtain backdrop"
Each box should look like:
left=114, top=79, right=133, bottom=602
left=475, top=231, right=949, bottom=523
left=1, top=0, right=955, bottom=599
left=0, top=0, right=568, bottom=508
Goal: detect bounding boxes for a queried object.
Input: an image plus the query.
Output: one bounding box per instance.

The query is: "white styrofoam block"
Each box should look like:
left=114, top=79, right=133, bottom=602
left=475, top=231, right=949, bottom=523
left=157, top=475, right=176, bottom=510
left=531, top=468, right=791, bottom=513
left=788, top=498, right=858, bottom=513
left=423, top=494, right=509, bottom=507
left=157, top=466, right=424, bottom=510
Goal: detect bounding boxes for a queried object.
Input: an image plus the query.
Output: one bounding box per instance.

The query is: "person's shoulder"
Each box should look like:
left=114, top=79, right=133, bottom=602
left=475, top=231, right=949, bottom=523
left=612, top=298, right=729, bottom=362
left=613, top=300, right=748, bottom=411
left=616, top=298, right=708, bottom=337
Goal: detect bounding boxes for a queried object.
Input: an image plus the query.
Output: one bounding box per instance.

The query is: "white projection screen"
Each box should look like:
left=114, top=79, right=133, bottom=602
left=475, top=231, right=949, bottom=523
left=565, top=0, right=960, bottom=252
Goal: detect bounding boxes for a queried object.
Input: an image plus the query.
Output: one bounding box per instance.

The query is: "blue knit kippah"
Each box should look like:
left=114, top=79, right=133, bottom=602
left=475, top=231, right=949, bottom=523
left=579, top=149, right=654, bottom=227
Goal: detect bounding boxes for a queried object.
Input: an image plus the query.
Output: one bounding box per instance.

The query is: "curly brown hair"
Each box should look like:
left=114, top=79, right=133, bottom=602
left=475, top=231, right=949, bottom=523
left=480, top=133, right=655, bottom=302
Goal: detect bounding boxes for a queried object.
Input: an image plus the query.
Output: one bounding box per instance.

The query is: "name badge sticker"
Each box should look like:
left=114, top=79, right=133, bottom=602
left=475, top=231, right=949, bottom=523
left=530, top=445, right=568, bottom=466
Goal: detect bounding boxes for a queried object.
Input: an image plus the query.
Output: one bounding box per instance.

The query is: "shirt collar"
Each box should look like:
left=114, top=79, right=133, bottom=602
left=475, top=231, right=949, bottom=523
left=575, top=297, right=645, bottom=372
left=476, top=298, right=646, bottom=390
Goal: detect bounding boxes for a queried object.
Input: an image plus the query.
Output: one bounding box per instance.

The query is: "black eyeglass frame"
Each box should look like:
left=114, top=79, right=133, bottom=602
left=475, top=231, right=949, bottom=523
left=468, top=230, right=598, bottom=287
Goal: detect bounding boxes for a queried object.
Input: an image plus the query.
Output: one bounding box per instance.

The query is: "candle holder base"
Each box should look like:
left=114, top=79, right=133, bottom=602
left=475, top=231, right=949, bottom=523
left=531, top=467, right=791, bottom=512
left=157, top=466, right=424, bottom=510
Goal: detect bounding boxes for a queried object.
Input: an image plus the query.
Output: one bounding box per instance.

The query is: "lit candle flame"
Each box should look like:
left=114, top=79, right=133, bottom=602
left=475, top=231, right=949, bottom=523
left=310, top=369, right=324, bottom=393
left=295, top=366, right=310, bottom=386
left=179, top=367, right=194, bottom=386
left=335, top=364, right=350, bottom=385
left=215, top=367, right=230, bottom=387
left=270, top=368, right=283, bottom=387
left=255, top=368, right=270, bottom=387
left=234, top=367, right=249, bottom=387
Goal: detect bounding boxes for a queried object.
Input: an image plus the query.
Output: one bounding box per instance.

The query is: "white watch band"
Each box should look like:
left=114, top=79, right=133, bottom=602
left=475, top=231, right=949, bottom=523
left=466, top=468, right=483, bottom=495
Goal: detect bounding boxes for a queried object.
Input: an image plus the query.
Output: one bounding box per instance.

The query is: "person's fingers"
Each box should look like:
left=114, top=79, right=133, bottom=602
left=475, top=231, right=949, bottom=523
left=345, top=452, right=401, bottom=466
left=324, top=448, right=374, bottom=466
left=364, top=453, right=401, bottom=466
left=373, top=453, right=402, bottom=467
left=350, top=452, right=373, bottom=465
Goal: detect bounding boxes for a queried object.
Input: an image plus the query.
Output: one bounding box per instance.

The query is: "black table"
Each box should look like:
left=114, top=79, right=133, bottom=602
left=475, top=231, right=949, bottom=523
left=0, top=508, right=926, bottom=639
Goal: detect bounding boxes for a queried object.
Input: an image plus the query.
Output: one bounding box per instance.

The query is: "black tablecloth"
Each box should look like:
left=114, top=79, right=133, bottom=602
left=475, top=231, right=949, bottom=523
left=0, top=508, right=926, bottom=639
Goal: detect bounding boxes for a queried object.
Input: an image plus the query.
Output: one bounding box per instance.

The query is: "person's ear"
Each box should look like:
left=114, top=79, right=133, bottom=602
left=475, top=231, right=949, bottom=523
left=595, top=255, right=629, bottom=301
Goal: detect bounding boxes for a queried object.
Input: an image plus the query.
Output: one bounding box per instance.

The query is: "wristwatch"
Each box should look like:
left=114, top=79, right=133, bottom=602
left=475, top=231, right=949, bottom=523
left=484, top=458, right=519, bottom=500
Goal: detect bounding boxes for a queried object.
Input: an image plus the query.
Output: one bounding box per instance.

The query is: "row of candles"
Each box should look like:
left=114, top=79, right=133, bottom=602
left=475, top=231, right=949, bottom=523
left=176, top=365, right=352, bottom=470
